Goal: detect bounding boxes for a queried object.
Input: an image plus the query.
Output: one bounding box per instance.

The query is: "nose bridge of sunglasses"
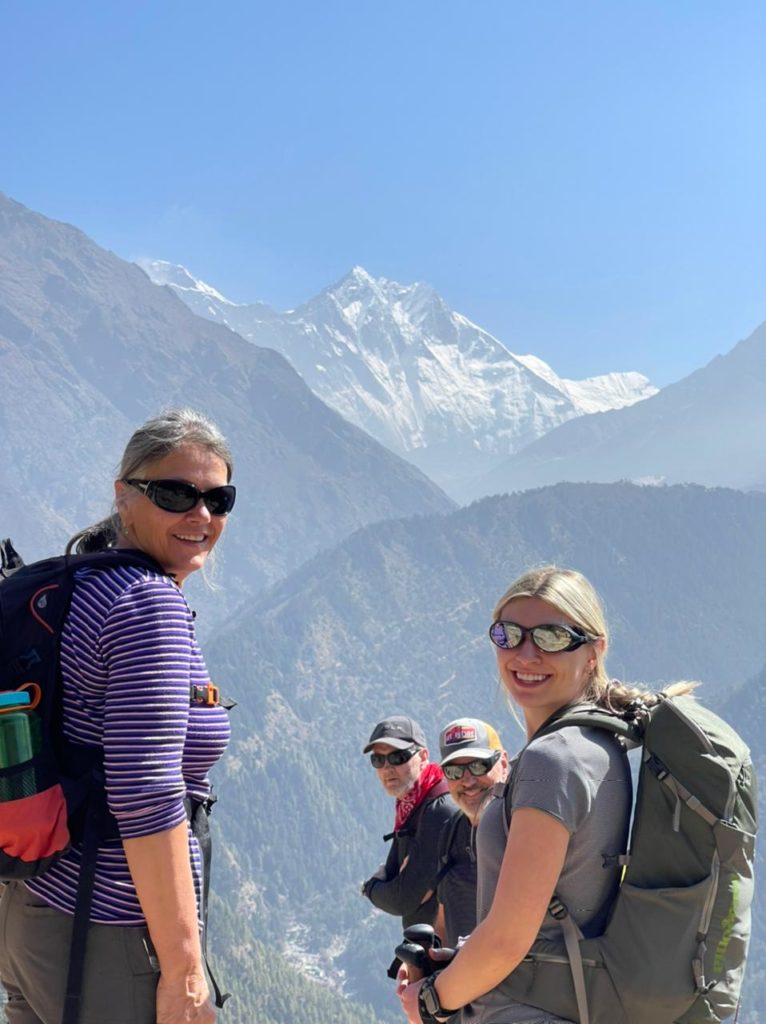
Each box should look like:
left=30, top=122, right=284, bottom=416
left=157, top=481, right=233, bottom=516
left=166, top=492, right=206, bottom=515
left=193, top=494, right=215, bottom=515
left=177, top=483, right=209, bottom=512
left=453, top=763, right=483, bottom=780
left=515, top=628, right=544, bottom=654
left=371, top=748, right=413, bottom=768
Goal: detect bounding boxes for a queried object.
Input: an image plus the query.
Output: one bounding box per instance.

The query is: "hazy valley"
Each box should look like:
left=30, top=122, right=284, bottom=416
left=0, top=192, right=763, bottom=1023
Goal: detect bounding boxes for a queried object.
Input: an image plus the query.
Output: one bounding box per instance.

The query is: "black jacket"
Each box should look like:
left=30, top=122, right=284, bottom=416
left=365, top=779, right=459, bottom=928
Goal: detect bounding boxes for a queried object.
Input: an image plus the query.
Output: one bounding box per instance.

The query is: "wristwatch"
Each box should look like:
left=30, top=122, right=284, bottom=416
left=418, top=975, right=459, bottom=1023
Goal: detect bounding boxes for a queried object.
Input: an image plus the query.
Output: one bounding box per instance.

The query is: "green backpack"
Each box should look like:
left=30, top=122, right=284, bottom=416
left=502, top=694, right=757, bottom=1024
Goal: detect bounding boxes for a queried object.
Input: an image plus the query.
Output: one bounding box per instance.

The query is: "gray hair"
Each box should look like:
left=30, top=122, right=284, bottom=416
left=67, top=408, right=233, bottom=554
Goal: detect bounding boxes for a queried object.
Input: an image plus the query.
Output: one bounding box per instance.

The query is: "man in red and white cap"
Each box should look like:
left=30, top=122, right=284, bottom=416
left=434, top=718, right=509, bottom=946
left=361, top=715, right=459, bottom=931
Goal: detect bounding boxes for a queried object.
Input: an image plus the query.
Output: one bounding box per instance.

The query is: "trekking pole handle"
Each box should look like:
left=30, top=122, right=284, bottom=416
left=403, top=924, right=439, bottom=949
left=394, top=940, right=431, bottom=982
left=395, top=923, right=441, bottom=982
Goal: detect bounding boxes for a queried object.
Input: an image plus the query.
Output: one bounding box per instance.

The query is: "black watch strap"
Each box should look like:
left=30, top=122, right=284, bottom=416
left=418, top=975, right=459, bottom=1022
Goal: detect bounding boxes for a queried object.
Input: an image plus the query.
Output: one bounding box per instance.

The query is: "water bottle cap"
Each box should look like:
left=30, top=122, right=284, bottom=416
left=0, top=691, right=31, bottom=708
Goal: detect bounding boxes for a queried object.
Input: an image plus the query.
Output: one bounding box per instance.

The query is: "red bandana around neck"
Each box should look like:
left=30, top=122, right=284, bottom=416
left=394, top=762, right=445, bottom=831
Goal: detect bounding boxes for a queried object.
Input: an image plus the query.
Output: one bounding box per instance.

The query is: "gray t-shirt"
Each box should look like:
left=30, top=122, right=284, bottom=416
left=463, top=725, right=632, bottom=1024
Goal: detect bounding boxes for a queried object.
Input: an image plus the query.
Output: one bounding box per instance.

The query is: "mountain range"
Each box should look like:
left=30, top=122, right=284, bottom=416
left=468, top=317, right=766, bottom=500
left=1, top=190, right=764, bottom=1024
left=139, top=259, right=656, bottom=495
left=0, top=192, right=452, bottom=619
left=204, top=481, right=766, bottom=1021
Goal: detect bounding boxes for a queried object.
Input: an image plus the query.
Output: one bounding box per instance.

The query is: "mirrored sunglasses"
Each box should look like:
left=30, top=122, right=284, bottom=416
left=370, top=746, right=419, bottom=769
left=124, top=478, right=236, bottom=516
left=442, top=751, right=501, bottom=780
left=489, top=620, right=598, bottom=654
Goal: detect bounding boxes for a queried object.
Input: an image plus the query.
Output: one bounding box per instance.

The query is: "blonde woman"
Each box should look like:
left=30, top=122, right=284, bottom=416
left=399, top=566, right=692, bottom=1024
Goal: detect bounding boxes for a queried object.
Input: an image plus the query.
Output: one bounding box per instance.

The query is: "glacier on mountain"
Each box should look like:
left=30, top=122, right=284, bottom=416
left=138, top=259, right=656, bottom=495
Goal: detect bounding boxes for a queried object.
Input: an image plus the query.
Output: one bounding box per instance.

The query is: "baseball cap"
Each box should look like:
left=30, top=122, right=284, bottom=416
left=439, top=718, right=503, bottom=766
left=362, top=715, right=427, bottom=754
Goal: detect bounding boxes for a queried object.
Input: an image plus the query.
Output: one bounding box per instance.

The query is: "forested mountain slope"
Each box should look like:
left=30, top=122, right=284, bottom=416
left=204, top=481, right=766, bottom=1018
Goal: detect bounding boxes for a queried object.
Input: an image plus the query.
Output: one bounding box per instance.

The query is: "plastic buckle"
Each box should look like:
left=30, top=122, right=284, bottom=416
left=190, top=683, right=220, bottom=706
left=622, top=698, right=649, bottom=722
left=646, top=753, right=669, bottom=781
left=548, top=897, right=567, bottom=920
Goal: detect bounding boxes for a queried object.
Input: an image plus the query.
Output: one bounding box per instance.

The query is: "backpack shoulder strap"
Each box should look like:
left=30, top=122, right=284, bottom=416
left=65, top=548, right=167, bottom=577
left=436, top=811, right=465, bottom=878
left=1, top=548, right=168, bottom=638
left=503, top=703, right=644, bottom=828
left=538, top=702, right=644, bottom=745
left=409, top=775, right=450, bottom=832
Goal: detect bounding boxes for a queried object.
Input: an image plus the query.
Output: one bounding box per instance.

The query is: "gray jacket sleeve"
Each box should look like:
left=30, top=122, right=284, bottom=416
left=366, top=794, right=459, bottom=918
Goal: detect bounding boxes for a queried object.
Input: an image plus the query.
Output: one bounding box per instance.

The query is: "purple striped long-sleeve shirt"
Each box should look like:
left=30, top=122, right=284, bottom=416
left=26, top=564, right=231, bottom=925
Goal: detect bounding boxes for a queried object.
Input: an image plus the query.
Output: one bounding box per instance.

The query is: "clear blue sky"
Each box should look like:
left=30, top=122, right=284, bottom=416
left=2, top=1, right=765, bottom=385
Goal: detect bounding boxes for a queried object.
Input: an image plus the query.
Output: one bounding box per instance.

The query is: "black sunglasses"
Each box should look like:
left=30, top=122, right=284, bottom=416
left=489, top=620, right=599, bottom=654
left=443, top=751, right=501, bottom=781
left=124, top=478, right=237, bottom=516
left=370, top=747, right=419, bottom=769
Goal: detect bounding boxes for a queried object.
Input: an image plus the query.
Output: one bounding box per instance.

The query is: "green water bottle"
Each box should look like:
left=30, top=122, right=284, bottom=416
left=0, top=691, right=37, bottom=801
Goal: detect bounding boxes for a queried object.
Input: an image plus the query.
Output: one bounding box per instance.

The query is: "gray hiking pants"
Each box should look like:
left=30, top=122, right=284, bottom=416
left=0, top=881, right=159, bottom=1024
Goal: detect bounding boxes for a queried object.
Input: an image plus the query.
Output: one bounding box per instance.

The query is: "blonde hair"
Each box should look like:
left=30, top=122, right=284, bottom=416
left=493, top=565, right=696, bottom=711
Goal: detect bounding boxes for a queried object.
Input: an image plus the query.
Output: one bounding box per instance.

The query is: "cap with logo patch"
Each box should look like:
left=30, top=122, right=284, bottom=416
left=439, top=718, right=502, bottom=766
left=362, top=715, right=427, bottom=754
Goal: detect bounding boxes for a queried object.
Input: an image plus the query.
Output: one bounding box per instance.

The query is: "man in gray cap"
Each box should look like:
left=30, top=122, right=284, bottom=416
left=361, top=715, right=458, bottom=930
left=434, top=718, right=509, bottom=946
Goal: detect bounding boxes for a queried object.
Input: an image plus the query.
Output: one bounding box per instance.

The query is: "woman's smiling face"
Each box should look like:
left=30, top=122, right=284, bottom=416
left=494, top=595, right=602, bottom=734
left=114, top=443, right=230, bottom=586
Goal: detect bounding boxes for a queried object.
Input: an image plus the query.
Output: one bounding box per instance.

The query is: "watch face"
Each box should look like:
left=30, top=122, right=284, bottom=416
left=420, top=979, right=440, bottom=1015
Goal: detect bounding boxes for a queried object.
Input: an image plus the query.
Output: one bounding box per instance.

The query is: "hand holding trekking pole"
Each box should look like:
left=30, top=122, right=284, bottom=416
left=395, top=923, right=439, bottom=983
left=395, top=923, right=456, bottom=986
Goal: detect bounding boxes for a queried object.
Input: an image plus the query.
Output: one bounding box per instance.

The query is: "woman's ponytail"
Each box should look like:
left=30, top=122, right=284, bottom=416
left=588, top=677, right=698, bottom=712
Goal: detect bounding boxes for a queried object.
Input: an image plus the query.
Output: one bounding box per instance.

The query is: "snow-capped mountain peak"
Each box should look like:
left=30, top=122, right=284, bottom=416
left=137, top=259, right=235, bottom=305
left=516, top=353, right=658, bottom=415
left=139, top=260, right=657, bottom=495
left=299, top=268, right=450, bottom=347
left=136, top=258, right=278, bottom=327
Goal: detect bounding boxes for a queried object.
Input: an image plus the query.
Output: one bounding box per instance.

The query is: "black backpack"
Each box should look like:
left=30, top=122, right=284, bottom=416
left=0, top=541, right=235, bottom=1023
left=0, top=541, right=167, bottom=879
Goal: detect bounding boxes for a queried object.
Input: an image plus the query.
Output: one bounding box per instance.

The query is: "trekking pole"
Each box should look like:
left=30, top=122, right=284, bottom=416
left=394, top=924, right=440, bottom=983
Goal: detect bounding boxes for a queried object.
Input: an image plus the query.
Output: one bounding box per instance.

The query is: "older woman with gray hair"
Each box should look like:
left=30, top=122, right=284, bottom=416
left=0, top=408, right=235, bottom=1024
